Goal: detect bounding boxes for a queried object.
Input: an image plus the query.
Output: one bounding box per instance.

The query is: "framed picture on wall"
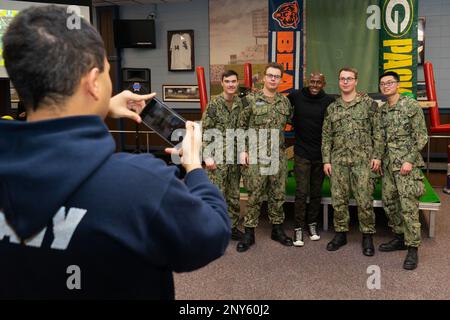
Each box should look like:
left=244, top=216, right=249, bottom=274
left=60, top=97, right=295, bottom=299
left=168, top=30, right=194, bottom=71
left=163, top=85, right=200, bottom=102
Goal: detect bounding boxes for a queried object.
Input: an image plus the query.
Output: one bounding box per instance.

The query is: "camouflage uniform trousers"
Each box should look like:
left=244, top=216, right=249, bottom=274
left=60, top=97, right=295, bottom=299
left=294, top=155, right=324, bottom=229
left=242, top=156, right=287, bottom=228
left=330, top=162, right=376, bottom=233
left=207, top=164, right=241, bottom=228
left=382, top=165, right=425, bottom=247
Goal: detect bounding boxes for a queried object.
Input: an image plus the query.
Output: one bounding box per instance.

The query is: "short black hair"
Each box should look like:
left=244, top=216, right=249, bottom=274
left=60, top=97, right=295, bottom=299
left=3, top=5, right=106, bottom=111
left=221, top=70, right=238, bottom=81
left=379, top=71, right=400, bottom=83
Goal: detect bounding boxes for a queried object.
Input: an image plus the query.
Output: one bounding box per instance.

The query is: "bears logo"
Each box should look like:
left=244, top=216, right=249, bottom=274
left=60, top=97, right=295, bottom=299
left=272, top=1, right=300, bottom=29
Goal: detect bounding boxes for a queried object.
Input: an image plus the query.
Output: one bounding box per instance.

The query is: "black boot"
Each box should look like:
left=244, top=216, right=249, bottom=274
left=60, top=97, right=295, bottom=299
left=362, top=234, right=375, bottom=256
left=403, top=247, right=418, bottom=270
left=326, top=232, right=347, bottom=251
left=379, top=233, right=407, bottom=252
left=236, top=227, right=255, bottom=252
left=271, top=224, right=293, bottom=246
left=231, top=227, right=244, bottom=241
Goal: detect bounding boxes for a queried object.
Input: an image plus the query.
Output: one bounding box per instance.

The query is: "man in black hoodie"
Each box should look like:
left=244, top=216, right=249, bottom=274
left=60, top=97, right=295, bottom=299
left=0, top=5, right=230, bottom=299
left=287, top=73, right=335, bottom=247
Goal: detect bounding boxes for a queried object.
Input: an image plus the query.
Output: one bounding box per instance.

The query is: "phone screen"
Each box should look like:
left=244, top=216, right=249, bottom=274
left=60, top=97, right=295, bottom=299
left=140, top=98, right=186, bottom=146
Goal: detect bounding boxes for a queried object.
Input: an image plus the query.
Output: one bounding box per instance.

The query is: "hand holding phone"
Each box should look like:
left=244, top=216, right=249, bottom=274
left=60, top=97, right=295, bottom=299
left=108, top=90, right=156, bottom=122
left=165, top=121, right=202, bottom=173
left=140, top=97, right=186, bottom=146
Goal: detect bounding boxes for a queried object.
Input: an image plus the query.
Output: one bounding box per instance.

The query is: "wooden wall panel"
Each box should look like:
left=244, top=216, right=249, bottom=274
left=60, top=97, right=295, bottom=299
left=96, top=5, right=121, bottom=134
left=111, top=110, right=202, bottom=152
left=424, top=113, right=450, bottom=157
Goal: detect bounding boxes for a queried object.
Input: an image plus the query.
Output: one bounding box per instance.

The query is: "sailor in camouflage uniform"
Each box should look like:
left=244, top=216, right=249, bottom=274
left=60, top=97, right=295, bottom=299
left=378, top=71, right=428, bottom=270
left=201, top=70, right=245, bottom=241
left=236, top=63, right=293, bottom=252
left=322, top=67, right=383, bottom=256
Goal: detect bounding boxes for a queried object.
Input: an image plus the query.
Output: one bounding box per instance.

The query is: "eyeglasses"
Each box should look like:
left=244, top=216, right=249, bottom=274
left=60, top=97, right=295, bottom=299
left=265, top=73, right=282, bottom=80
left=379, top=81, right=398, bottom=87
left=339, top=77, right=356, bottom=83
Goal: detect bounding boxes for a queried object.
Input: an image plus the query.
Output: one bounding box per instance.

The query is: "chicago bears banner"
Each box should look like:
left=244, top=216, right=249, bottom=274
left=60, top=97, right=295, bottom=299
left=268, top=0, right=303, bottom=94
left=380, top=0, right=418, bottom=96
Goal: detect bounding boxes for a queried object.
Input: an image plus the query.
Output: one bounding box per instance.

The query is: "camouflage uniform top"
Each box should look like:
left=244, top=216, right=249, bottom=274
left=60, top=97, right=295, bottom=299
left=239, top=90, right=293, bottom=153
left=380, top=95, right=428, bottom=171
left=201, top=94, right=244, bottom=162
left=322, top=93, right=383, bottom=165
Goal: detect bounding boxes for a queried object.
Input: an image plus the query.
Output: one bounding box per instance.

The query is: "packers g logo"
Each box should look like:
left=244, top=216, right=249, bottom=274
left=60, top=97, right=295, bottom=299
left=383, top=0, right=414, bottom=37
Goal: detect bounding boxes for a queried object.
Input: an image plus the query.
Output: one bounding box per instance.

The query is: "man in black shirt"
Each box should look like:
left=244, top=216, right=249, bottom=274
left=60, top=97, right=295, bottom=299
left=287, top=73, right=335, bottom=246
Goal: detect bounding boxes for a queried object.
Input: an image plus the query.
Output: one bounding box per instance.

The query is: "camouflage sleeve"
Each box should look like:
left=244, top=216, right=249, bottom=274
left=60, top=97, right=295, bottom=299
left=279, top=95, right=294, bottom=125
left=201, top=101, right=218, bottom=154
left=237, top=95, right=255, bottom=154
left=287, top=92, right=296, bottom=125
left=201, top=101, right=216, bottom=131
left=287, top=97, right=294, bottom=125
left=321, top=106, right=333, bottom=164
left=404, top=103, right=428, bottom=164
left=369, top=100, right=384, bottom=160
left=238, top=95, right=253, bottom=130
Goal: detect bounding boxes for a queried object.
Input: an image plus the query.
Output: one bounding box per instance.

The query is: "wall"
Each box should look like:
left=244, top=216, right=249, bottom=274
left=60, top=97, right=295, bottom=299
left=118, top=0, right=450, bottom=109
left=119, top=0, right=209, bottom=109
left=418, top=0, right=450, bottom=109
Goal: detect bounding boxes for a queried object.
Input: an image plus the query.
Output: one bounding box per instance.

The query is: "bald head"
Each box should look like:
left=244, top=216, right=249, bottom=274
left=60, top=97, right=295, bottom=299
left=310, top=72, right=324, bottom=79
left=308, top=72, right=326, bottom=96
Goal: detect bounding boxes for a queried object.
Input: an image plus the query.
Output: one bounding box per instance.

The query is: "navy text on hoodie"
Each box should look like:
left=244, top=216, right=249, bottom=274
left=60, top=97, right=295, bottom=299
left=0, top=116, right=231, bottom=299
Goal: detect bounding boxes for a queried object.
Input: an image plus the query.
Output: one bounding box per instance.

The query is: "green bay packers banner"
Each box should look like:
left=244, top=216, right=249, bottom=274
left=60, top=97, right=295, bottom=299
left=269, top=0, right=303, bottom=94
left=380, top=0, right=418, bottom=96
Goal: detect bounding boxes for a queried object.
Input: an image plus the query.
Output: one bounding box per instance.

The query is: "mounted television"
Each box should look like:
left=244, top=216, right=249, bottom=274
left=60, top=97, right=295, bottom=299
left=0, top=0, right=91, bottom=79
left=114, top=19, right=156, bottom=49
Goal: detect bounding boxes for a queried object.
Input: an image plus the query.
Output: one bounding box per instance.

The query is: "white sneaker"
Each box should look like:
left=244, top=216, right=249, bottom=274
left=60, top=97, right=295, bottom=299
left=293, top=228, right=304, bottom=247
left=308, top=223, right=320, bottom=241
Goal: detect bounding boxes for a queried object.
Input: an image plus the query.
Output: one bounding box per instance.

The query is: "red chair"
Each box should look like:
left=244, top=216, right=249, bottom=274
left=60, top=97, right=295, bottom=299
left=423, top=61, right=450, bottom=175
left=196, top=66, right=208, bottom=114
left=423, top=61, right=450, bottom=133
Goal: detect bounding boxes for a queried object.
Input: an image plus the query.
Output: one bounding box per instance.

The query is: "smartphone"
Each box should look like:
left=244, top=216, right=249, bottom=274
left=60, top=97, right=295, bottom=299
left=140, top=97, right=186, bottom=146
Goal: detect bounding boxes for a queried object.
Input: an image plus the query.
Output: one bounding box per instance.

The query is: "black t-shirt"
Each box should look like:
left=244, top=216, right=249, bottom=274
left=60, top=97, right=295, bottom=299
left=288, top=88, right=335, bottom=161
